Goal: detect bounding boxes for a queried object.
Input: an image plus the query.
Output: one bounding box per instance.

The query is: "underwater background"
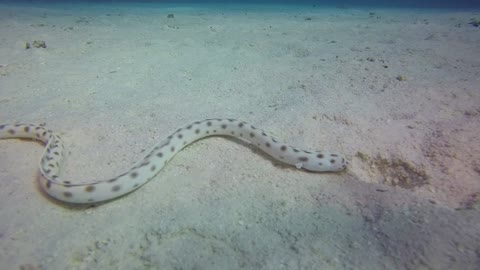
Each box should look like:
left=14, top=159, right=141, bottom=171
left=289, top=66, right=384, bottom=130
left=0, top=0, right=479, bottom=269
left=0, top=0, right=480, bottom=8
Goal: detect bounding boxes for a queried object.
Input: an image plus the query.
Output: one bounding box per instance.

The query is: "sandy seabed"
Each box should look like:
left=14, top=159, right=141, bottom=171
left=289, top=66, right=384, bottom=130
left=0, top=3, right=479, bottom=270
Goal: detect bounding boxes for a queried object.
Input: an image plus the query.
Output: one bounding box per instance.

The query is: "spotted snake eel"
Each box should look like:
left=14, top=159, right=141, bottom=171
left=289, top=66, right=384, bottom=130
left=0, top=119, right=347, bottom=203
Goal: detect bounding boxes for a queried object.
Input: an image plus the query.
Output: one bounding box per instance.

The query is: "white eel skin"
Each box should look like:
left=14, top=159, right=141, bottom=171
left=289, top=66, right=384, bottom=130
left=0, top=119, right=347, bottom=204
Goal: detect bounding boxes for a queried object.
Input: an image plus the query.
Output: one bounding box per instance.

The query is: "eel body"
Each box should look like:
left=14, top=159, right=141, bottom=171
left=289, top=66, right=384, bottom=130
left=0, top=119, right=347, bottom=203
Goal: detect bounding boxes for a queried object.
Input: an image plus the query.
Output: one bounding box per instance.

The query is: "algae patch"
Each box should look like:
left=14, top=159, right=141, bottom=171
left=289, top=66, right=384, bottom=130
left=356, top=152, right=429, bottom=189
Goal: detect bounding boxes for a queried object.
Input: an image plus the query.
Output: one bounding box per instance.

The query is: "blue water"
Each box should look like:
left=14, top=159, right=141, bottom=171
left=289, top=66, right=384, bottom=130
left=0, top=0, right=479, bottom=9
